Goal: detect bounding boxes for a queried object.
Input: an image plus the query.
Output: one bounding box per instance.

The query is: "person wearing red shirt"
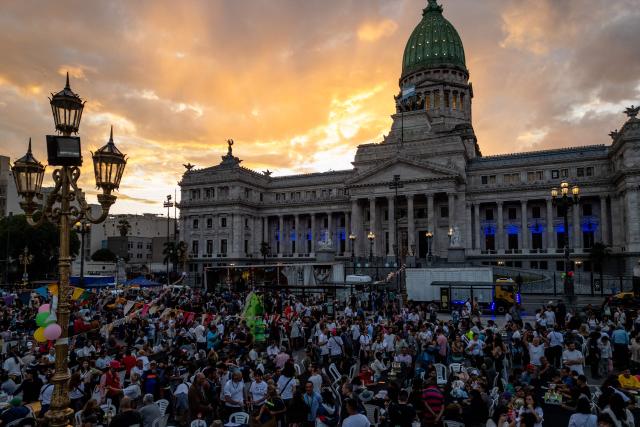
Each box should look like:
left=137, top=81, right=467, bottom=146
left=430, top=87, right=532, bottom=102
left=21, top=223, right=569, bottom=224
left=104, top=360, right=123, bottom=407
left=121, top=350, right=137, bottom=376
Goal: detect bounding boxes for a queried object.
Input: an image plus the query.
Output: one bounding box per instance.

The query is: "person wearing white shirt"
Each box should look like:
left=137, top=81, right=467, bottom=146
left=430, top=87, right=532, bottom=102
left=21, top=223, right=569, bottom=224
left=382, top=331, right=395, bottom=354
left=249, top=371, right=268, bottom=408
left=562, top=342, right=585, bottom=375
left=223, top=371, right=245, bottom=414
left=39, top=381, right=54, bottom=417
left=547, top=327, right=564, bottom=368
left=528, top=337, right=546, bottom=366
left=308, top=366, right=323, bottom=394
left=342, top=398, right=370, bottom=427
left=194, top=322, right=207, bottom=351
left=317, top=331, right=329, bottom=364
left=276, top=366, right=296, bottom=401
left=327, top=333, right=344, bottom=361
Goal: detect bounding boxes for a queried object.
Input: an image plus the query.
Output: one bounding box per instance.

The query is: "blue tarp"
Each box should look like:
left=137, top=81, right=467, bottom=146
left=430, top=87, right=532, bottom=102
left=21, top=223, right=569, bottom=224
left=70, top=276, right=115, bottom=288
left=125, top=276, right=162, bottom=287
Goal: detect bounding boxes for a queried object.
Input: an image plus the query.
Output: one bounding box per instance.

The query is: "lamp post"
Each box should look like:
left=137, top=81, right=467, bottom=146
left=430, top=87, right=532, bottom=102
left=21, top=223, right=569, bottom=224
left=425, top=231, right=433, bottom=264
left=18, top=246, right=32, bottom=288
left=11, top=74, right=126, bottom=427
left=73, top=221, right=91, bottom=287
left=551, top=181, right=580, bottom=303
left=348, top=234, right=356, bottom=274
left=367, top=231, right=376, bottom=281
left=388, top=175, right=403, bottom=292
left=448, top=227, right=453, bottom=244
left=163, top=194, right=174, bottom=284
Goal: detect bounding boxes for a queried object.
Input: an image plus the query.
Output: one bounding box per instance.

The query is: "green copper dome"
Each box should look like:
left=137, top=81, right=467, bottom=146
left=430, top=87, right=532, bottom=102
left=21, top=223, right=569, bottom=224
left=402, top=0, right=466, bottom=76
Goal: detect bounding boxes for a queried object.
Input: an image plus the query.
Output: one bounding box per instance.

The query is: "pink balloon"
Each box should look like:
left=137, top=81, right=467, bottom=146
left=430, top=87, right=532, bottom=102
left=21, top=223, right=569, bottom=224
left=38, top=304, right=50, bottom=313
left=43, top=323, right=62, bottom=341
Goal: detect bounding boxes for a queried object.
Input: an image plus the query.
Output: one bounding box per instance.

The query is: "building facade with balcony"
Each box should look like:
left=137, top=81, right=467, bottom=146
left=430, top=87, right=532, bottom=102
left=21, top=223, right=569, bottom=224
left=178, top=0, right=640, bottom=282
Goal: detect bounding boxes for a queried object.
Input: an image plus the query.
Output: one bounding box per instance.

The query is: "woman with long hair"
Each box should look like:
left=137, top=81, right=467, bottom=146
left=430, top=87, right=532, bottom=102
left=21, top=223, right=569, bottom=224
left=68, top=372, right=86, bottom=411
left=601, top=393, right=634, bottom=427
left=517, top=393, right=543, bottom=427
left=568, top=397, right=597, bottom=427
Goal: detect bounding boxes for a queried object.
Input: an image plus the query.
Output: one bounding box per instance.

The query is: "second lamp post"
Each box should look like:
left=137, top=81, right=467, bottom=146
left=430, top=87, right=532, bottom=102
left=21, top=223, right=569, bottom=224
left=551, top=181, right=580, bottom=301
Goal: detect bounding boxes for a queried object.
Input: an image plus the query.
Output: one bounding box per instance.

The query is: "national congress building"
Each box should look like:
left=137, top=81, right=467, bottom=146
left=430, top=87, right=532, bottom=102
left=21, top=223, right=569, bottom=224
left=178, top=0, right=640, bottom=284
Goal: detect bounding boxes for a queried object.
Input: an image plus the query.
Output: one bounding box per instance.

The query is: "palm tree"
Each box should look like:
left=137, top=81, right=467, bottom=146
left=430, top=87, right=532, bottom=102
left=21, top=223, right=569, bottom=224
left=163, top=241, right=178, bottom=266
left=117, top=219, right=131, bottom=237
left=589, top=242, right=611, bottom=291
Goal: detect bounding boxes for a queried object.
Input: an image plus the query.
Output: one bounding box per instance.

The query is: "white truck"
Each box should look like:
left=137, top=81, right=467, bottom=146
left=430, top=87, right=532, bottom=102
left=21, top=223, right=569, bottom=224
left=405, top=267, right=494, bottom=306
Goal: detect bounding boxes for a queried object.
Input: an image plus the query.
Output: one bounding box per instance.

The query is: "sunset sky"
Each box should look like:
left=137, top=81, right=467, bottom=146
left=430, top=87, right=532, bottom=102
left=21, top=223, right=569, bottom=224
left=1, top=0, right=639, bottom=215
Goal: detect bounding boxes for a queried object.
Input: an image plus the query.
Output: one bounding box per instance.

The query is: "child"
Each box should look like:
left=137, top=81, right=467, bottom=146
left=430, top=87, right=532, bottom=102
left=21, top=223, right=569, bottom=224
left=599, top=335, right=613, bottom=377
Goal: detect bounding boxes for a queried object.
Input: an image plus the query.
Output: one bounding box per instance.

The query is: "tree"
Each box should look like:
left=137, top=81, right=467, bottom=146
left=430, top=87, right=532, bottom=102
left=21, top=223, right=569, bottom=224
left=589, top=242, right=611, bottom=289
left=163, top=241, right=179, bottom=266
left=260, top=241, right=270, bottom=264
left=0, top=214, right=80, bottom=283
left=91, top=248, right=117, bottom=263
left=117, top=219, right=131, bottom=237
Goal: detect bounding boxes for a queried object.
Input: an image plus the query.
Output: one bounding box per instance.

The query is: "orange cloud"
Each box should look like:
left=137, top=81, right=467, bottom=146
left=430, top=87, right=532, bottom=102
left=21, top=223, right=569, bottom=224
left=357, top=19, right=398, bottom=42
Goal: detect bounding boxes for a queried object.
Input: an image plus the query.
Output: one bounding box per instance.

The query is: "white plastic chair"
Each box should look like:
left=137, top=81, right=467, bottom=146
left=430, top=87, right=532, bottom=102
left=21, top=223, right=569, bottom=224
left=155, top=399, right=170, bottom=416
left=100, top=404, right=117, bottom=418
left=448, top=363, right=464, bottom=374
left=443, top=421, right=465, bottom=427
left=191, top=420, right=207, bottom=427
left=363, top=404, right=380, bottom=427
left=74, top=410, right=83, bottom=427
left=328, top=363, right=341, bottom=383
left=348, top=364, right=357, bottom=380
left=434, top=363, right=448, bottom=386
left=294, top=363, right=302, bottom=376
left=152, top=414, right=169, bottom=427
left=229, top=412, right=250, bottom=425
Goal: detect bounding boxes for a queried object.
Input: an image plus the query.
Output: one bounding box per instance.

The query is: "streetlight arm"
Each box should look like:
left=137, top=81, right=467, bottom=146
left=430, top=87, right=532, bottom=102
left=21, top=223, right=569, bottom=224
left=68, top=166, right=117, bottom=224
left=21, top=169, right=64, bottom=228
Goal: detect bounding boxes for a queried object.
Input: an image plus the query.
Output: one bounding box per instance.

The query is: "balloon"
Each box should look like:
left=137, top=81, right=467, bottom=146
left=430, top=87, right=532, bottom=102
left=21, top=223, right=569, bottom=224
left=38, top=304, right=51, bottom=313
left=43, top=323, right=62, bottom=341
left=36, top=312, right=51, bottom=327
left=34, top=327, right=47, bottom=343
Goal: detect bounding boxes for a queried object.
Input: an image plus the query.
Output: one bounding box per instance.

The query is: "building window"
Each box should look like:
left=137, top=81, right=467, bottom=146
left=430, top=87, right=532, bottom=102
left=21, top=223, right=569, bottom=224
left=540, top=261, right=548, bottom=269
left=192, top=240, right=199, bottom=256
left=206, top=240, right=213, bottom=255
left=136, top=253, right=142, bottom=259
left=128, top=242, right=133, bottom=249
left=137, top=242, right=143, bottom=249
left=583, top=231, right=594, bottom=249
left=527, top=170, right=544, bottom=182
left=245, top=218, right=249, bottom=228
left=556, top=260, right=565, bottom=271
left=577, top=167, right=584, bottom=177
left=582, top=204, right=592, bottom=216
left=531, top=233, right=543, bottom=249
left=561, top=168, right=568, bottom=178
left=434, top=91, right=440, bottom=109
left=508, top=234, right=518, bottom=250
left=444, top=90, right=450, bottom=108
left=508, top=207, right=517, bottom=220
left=557, top=231, right=566, bottom=248
left=503, top=173, right=519, bottom=184
left=481, top=176, right=488, bottom=185
left=244, top=240, right=249, bottom=254
left=532, top=206, right=541, bottom=219
left=485, top=235, right=495, bottom=251
left=193, top=218, right=199, bottom=229
left=220, top=217, right=227, bottom=227
left=205, top=188, right=215, bottom=199
left=551, top=170, right=559, bottom=179
left=481, top=175, right=496, bottom=185
left=556, top=205, right=566, bottom=217
left=245, top=188, right=250, bottom=199
left=220, top=239, right=227, bottom=255
left=440, top=206, right=449, bottom=218
left=190, top=189, right=201, bottom=200
left=384, top=209, right=389, bottom=221
left=260, top=193, right=263, bottom=202
left=586, top=167, right=594, bottom=176
left=485, top=209, right=494, bottom=221
left=207, top=218, right=213, bottom=229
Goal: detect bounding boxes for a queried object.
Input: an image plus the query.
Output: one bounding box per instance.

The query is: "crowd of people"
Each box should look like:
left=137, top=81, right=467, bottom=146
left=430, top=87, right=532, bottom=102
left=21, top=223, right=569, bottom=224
left=0, top=284, right=639, bottom=427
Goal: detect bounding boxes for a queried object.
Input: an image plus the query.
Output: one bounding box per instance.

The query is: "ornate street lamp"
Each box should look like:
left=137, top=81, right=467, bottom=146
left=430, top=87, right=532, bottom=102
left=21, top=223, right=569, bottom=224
left=18, top=246, right=33, bottom=288
left=551, top=180, right=580, bottom=303
left=367, top=231, right=375, bottom=264
left=12, top=74, right=126, bottom=427
left=73, top=221, right=91, bottom=287
left=348, top=234, right=357, bottom=273
left=163, top=195, right=174, bottom=284
left=425, top=230, right=433, bottom=263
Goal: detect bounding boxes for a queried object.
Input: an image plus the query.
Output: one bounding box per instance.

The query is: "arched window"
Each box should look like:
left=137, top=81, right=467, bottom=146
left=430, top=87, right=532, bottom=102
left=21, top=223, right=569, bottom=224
left=459, top=93, right=465, bottom=111
left=425, top=91, right=431, bottom=110
left=434, top=91, right=440, bottom=109
left=452, top=91, right=458, bottom=110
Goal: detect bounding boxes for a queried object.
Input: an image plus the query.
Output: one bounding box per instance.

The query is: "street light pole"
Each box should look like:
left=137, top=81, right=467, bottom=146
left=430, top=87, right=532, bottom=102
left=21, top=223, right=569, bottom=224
left=11, top=75, right=126, bottom=427
left=551, top=181, right=580, bottom=305
left=18, top=246, right=32, bottom=288
left=388, top=175, right=403, bottom=292
left=163, top=195, right=174, bottom=285
left=73, top=221, right=91, bottom=287
left=425, top=231, right=433, bottom=264
left=349, top=234, right=356, bottom=274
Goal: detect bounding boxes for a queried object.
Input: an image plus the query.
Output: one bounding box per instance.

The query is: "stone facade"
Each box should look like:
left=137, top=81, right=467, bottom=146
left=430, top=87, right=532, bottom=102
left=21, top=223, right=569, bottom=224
left=178, top=2, right=640, bottom=282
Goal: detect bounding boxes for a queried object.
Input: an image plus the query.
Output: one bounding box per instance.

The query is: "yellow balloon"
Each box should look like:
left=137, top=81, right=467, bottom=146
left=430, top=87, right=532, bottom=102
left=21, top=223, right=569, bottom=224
left=34, top=327, right=47, bottom=343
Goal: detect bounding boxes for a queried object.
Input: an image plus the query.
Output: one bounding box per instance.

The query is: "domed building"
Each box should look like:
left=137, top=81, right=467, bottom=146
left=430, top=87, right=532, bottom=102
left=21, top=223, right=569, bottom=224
left=179, top=0, right=640, bottom=292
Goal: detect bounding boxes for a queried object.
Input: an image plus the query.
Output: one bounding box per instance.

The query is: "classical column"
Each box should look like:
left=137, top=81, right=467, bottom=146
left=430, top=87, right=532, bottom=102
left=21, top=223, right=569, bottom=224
left=521, top=200, right=528, bottom=252
left=232, top=213, right=243, bottom=257
left=369, top=198, right=377, bottom=257
left=310, top=213, right=316, bottom=254
left=448, top=193, right=455, bottom=231
left=600, top=195, right=609, bottom=245
left=326, top=212, right=333, bottom=249
left=546, top=198, right=555, bottom=251
left=407, top=195, right=415, bottom=255
left=278, top=215, right=284, bottom=256
left=572, top=200, right=581, bottom=250
left=465, top=203, right=472, bottom=251
left=387, top=196, right=395, bottom=257
left=474, top=203, right=481, bottom=251
left=344, top=211, right=351, bottom=256
left=294, top=214, right=300, bottom=255
left=263, top=217, right=269, bottom=252
left=625, top=189, right=640, bottom=251
left=351, top=199, right=361, bottom=256
left=496, top=201, right=504, bottom=252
